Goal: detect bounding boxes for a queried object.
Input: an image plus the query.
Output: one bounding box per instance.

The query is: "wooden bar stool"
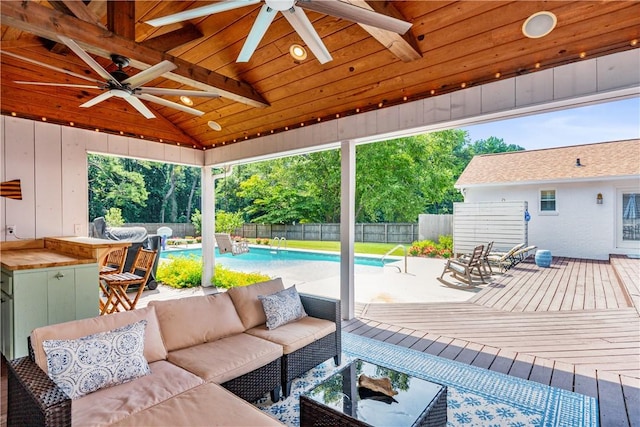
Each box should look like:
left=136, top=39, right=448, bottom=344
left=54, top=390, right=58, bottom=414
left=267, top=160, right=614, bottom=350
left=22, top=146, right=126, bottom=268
left=100, top=248, right=157, bottom=315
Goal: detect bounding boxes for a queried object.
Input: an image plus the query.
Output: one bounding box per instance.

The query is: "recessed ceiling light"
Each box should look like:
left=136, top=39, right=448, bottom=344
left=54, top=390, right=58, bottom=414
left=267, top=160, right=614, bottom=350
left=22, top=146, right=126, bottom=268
left=522, top=11, right=557, bottom=39
left=208, top=120, right=222, bottom=131
left=289, top=44, right=307, bottom=61
left=180, top=96, right=194, bottom=106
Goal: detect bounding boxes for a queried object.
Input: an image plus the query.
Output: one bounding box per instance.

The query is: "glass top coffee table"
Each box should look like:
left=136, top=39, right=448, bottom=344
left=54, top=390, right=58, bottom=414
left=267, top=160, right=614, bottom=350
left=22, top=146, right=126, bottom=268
left=300, top=360, right=447, bottom=427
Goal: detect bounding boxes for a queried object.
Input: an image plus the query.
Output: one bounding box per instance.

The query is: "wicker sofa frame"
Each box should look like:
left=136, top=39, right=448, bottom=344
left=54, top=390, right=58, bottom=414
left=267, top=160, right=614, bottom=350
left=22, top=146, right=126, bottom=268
left=6, top=293, right=341, bottom=426
left=6, top=338, right=282, bottom=427
left=282, top=294, right=342, bottom=397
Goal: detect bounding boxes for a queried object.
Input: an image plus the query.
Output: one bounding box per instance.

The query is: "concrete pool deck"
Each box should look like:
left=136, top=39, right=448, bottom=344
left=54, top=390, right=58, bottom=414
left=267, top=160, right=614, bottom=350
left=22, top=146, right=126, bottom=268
left=141, top=254, right=487, bottom=306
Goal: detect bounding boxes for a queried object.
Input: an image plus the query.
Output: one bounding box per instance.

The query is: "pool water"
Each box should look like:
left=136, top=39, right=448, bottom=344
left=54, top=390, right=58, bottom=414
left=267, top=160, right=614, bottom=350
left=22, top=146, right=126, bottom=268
left=161, top=246, right=392, bottom=268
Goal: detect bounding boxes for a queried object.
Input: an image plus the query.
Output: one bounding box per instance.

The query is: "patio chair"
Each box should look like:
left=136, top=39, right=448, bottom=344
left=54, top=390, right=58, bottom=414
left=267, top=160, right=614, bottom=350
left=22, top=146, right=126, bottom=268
left=437, top=244, right=486, bottom=288
left=99, top=247, right=129, bottom=313
left=100, top=247, right=157, bottom=314
left=215, top=233, right=249, bottom=255
left=99, top=247, right=129, bottom=276
left=459, top=241, right=494, bottom=275
left=501, top=245, right=537, bottom=271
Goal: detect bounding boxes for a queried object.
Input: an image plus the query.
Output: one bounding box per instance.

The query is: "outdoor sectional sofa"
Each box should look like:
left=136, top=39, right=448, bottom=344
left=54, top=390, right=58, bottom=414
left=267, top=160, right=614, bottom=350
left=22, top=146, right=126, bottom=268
left=6, top=278, right=341, bottom=426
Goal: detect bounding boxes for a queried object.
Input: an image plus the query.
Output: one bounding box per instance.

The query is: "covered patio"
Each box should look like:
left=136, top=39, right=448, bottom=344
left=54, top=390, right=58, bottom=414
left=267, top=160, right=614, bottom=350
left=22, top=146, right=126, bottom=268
left=3, top=253, right=637, bottom=425
left=1, top=1, right=639, bottom=425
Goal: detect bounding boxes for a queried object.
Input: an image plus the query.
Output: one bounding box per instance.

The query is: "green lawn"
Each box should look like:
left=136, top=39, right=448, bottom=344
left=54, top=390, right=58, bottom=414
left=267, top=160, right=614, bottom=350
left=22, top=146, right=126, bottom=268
left=248, top=239, right=408, bottom=256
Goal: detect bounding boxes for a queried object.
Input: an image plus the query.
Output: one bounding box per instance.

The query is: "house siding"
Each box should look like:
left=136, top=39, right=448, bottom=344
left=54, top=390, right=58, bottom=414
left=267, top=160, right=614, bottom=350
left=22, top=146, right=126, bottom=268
left=464, top=179, right=639, bottom=260
left=1, top=116, right=204, bottom=242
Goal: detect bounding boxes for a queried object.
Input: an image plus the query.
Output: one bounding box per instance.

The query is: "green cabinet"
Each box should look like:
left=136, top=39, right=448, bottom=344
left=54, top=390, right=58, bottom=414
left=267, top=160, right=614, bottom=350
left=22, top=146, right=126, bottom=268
left=1, top=263, right=98, bottom=359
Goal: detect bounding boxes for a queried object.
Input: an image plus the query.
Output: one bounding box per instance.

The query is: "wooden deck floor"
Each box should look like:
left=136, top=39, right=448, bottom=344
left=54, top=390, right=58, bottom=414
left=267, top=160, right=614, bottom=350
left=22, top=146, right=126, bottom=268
left=347, top=256, right=640, bottom=427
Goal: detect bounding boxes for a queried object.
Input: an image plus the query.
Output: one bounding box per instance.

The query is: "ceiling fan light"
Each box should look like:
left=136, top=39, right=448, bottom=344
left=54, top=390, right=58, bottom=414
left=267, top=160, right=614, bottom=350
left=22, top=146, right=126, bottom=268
left=180, top=96, right=194, bottom=106
left=522, top=11, right=557, bottom=39
left=208, top=121, right=222, bottom=131
left=289, top=44, right=308, bottom=61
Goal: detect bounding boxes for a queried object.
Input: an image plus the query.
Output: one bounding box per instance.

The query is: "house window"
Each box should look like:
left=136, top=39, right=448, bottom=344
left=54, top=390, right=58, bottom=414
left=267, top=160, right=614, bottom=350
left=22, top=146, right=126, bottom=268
left=540, top=189, right=556, bottom=212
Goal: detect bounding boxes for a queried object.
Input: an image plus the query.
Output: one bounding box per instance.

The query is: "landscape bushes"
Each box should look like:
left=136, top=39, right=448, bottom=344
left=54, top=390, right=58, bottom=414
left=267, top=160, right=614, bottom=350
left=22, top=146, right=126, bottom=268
left=156, top=256, right=270, bottom=289
left=408, top=235, right=453, bottom=258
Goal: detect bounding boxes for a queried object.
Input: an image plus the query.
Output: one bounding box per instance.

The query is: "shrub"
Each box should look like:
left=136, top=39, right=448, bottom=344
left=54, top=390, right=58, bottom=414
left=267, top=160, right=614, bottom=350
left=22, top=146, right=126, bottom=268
left=157, top=256, right=270, bottom=290
left=216, top=211, right=244, bottom=234
left=408, top=235, right=453, bottom=259
left=156, top=255, right=202, bottom=288
left=105, top=207, right=124, bottom=227
left=213, top=265, right=271, bottom=289
left=191, top=209, right=201, bottom=236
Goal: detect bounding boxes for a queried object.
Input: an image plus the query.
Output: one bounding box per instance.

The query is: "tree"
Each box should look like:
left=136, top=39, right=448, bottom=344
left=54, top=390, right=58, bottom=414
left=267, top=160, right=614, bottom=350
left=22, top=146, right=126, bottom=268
left=469, top=136, right=524, bottom=155
left=87, top=154, right=148, bottom=221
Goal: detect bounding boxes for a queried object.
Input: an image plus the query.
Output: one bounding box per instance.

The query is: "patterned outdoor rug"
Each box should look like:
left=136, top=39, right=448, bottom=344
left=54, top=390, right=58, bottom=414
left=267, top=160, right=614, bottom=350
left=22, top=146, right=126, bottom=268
left=256, top=332, right=598, bottom=426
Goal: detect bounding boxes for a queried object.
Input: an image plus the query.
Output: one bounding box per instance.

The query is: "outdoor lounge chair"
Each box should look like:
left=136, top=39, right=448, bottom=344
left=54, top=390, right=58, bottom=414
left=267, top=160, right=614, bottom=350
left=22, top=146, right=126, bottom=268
left=501, top=245, right=537, bottom=271
left=215, top=233, right=249, bottom=255
left=437, top=244, right=486, bottom=288
left=487, top=243, right=526, bottom=272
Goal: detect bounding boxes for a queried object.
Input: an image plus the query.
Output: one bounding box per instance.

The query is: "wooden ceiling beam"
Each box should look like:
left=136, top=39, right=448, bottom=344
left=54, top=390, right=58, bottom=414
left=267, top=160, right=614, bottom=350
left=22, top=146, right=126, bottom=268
left=46, top=1, right=107, bottom=54
left=107, top=0, right=135, bottom=40
left=49, top=1, right=106, bottom=29
left=0, top=0, right=269, bottom=108
left=353, top=0, right=421, bottom=62
left=141, top=24, right=204, bottom=53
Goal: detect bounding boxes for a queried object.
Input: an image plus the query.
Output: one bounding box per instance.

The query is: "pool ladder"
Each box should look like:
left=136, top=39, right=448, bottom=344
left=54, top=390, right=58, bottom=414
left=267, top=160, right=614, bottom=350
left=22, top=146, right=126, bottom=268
left=381, top=244, right=408, bottom=273
left=270, top=236, right=287, bottom=252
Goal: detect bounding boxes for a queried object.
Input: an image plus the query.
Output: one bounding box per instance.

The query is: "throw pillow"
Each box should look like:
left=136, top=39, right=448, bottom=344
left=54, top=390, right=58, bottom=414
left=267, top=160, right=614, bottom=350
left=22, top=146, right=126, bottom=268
left=42, top=320, right=150, bottom=399
left=258, top=285, right=307, bottom=330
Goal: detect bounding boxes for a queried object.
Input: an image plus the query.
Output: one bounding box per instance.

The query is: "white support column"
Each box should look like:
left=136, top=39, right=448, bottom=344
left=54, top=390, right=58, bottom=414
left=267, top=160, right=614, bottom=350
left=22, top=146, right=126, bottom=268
left=201, top=165, right=215, bottom=287
left=340, top=140, right=356, bottom=320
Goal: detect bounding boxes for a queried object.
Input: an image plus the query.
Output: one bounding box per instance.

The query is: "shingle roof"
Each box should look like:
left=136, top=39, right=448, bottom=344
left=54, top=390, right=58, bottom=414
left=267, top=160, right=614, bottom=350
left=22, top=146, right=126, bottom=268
left=456, top=139, right=640, bottom=187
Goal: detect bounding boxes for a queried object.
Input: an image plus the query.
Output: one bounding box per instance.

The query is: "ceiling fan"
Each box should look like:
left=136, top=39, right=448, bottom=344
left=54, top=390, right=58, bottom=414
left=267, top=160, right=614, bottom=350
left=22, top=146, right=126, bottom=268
left=3, top=35, right=220, bottom=119
left=146, top=0, right=412, bottom=64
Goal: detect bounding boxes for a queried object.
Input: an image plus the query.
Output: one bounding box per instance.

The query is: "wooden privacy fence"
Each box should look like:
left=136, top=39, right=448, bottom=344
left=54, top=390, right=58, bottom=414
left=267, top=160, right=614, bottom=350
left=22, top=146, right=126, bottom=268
left=418, top=214, right=453, bottom=241
left=453, top=201, right=528, bottom=255
left=235, top=223, right=421, bottom=244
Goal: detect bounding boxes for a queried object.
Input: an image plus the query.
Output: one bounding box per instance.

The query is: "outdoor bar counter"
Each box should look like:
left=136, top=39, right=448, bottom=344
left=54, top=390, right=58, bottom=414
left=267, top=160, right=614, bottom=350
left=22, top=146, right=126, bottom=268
left=0, top=237, right=130, bottom=359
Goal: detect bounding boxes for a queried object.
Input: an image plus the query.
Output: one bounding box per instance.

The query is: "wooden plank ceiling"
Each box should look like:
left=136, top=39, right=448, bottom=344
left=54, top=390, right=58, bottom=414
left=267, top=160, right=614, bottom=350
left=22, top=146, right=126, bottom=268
left=1, top=1, right=639, bottom=151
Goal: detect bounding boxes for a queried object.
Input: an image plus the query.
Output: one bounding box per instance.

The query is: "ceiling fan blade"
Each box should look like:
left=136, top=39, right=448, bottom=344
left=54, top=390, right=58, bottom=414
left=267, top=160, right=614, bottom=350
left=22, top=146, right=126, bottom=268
left=146, top=0, right=261, bottom=27
left=0, top=50, right=102, bottom=84
left=299, top=0, right=412, bottom=34
left=237, top=4, right=277, bottom=62
left=58, top=35, right=116, bottom=83
left=122, top=60, right=177, bottom=89
left=137, top=87, right=220, bottom=98
left=137, top=94, right=205, bottom=116
left=283, top=6, right=332, bottom=64
left=80, top=92, right=115, bottom=108
left=125, top=96, right=156, bottom=119
left=15, top=81, right=101, bottom=90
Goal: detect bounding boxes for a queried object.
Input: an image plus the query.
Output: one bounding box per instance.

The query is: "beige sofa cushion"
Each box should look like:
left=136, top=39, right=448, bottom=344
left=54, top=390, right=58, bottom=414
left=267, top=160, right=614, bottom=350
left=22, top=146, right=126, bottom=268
left=31, top=306, right=167, bottom=374
left=246, top=316, right=336, bottom=354
left=72, top=360, right=204, bottom=427
left=227, top=278, right=284, bottom=329
left=110, top=382, right=284, bottom=427
left=168, top=333, right=283, bottom=384
left=149, top=293, right=245, bottom=352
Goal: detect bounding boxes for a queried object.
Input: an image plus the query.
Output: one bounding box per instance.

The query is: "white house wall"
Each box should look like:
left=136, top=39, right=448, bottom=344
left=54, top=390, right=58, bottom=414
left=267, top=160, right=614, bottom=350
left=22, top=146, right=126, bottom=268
left=463, top=178, right=639, bottom=260
left=205, top=49, right=640, bottom=167
left=0, top=116, right=204, bottom=242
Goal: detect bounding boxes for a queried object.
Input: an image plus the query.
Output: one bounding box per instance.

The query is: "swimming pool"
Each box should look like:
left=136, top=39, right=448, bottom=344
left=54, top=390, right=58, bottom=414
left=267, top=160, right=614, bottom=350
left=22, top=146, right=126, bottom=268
left=160, top=246, right=394, bottom=268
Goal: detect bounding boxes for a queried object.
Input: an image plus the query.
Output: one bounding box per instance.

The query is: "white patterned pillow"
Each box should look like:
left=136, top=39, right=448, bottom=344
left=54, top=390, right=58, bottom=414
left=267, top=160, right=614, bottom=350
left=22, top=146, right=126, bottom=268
left=258, top=286, right=307, bottom=330
left=42, top=320, right=150, bottom=399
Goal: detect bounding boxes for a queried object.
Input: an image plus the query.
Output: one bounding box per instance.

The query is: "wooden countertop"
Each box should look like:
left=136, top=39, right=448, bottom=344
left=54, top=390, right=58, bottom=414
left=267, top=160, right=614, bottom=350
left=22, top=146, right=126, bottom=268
left=1, top=237, right=130, bottom=271
left=1, top=248, right=95, bottom=271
